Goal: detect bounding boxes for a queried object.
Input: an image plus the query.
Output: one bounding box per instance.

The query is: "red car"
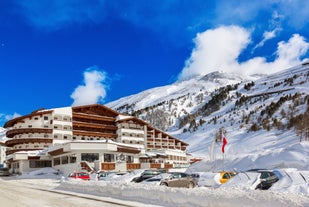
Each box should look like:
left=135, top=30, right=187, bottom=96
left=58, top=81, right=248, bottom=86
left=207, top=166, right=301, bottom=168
left=68, top=172, right=90, bottom=181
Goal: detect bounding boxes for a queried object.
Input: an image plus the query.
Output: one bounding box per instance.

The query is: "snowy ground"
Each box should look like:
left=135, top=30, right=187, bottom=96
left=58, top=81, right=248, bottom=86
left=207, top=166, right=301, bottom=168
left=5, top=167, right=309, bottom=207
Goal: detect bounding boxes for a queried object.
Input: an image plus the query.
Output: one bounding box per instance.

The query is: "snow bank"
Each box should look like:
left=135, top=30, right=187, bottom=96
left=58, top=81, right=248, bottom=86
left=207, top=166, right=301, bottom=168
left=10, top=167, right=309, bottom=207
left=18, top=167, right=60, bottom=179
left=56, top=180, right=309, bottom=207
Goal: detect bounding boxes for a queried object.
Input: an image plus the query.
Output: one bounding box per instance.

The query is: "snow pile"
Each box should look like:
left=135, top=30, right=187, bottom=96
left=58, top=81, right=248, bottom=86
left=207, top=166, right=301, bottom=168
left=11, top=167, right=309, bottom=207
left=56, top=179, right=309, bottom=207
left=271, top=169, right=309, bottom=195
left=186, top=133, right=309, bottom=172
left=18, top=167, right=60, bottom=179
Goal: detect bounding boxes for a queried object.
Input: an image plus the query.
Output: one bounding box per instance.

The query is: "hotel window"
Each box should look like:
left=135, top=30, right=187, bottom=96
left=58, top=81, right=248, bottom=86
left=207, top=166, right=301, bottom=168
left=30, top=160, right=52, bottom=168
left=104, top=153, right=115, bottom=162
left=61, top=156, right=68, bottom=164
left=54, top=125, right=62, bottom=129
left=54, top=134, right=62, bottom=139
left=44, top=116, right=48, bottom=120
left=69, top=154, right=77, bottom=163
left=127, top=155, right=133, bottom=163
left=81, top=153, right=99, bottom=162
left=53, top=157, right=60, bottom=166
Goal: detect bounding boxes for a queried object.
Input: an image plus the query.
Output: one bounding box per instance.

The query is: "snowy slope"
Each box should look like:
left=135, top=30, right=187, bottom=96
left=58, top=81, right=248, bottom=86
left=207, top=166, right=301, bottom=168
left=107, top=63, right=309, bottom=171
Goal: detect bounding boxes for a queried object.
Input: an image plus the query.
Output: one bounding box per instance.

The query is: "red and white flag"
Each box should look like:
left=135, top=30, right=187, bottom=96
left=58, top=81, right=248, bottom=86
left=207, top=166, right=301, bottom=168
left=221, top=135, right=227, bottom=153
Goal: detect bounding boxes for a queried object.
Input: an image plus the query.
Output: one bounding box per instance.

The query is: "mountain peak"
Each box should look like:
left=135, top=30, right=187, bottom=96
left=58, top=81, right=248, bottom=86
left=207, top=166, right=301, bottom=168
left=197, top=70, right=259, bottom=85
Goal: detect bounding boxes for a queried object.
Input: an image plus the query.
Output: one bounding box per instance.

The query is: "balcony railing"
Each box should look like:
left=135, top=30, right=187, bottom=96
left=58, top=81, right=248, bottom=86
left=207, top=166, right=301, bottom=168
left=101, top=162, right=116, bottom=171
left=127, top=163, right=141, bottom=170
left=73, top=113, right=116, bottom=122
left=5, top=138, right=53, bottom=147
left=73, top=121, right=117, bottom=130
left=6, top=148, right=43, bottom=156
left=6, top=128, right=52, bottom=138
left=73, top=130, right=117, bottom=138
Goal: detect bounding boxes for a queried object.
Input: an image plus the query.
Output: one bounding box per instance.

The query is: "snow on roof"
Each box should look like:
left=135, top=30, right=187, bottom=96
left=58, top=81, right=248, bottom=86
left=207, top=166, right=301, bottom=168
left=116, top=114, right=134, bottom=121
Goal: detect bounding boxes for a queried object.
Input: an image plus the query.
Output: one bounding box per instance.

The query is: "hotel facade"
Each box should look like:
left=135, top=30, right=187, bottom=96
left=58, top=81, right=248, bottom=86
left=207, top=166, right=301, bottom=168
left=3, top=104, right=190, bottom=175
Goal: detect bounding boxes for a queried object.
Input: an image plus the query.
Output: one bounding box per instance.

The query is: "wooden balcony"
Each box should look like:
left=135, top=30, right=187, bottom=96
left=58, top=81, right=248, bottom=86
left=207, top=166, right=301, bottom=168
left=6, top=128, right=52, bottom=138
left=72, top=121, right=117, bottom=130
left=6, top=148, right=43, bottom=156
left=73, top=130, right=117, bottom=138
left=5, top=138, right=53, bottom=147
left=164, top=164, right=173, bottom=169
left=101, top=162, right=116, bottom=171
left=150, top=163, right=161, bottom=169
left=73, top=112, right=116, bottom=122
left=127, top=163, right=141, bottom=170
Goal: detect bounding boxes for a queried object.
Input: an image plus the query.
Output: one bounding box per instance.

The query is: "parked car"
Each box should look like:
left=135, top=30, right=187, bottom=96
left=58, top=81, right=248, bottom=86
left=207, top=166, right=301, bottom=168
left=160, top=172, right=198, bottom=188
left=68, top=172, right=90, bottom=181
left=131, top=169, right=166, bottom=183
left=255, top=170, right=279, bottom=190
left=219, top=171, right=237, bottom=184
left=0, top=168, right=10, bottom=176
left=141, top=173, right=172, bottom=185
left=97, top=171, right=127, bottom=181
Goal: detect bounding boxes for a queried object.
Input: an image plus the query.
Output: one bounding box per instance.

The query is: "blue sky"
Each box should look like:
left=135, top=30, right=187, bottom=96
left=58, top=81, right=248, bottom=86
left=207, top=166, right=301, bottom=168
left=1, top=0, right=309, bottom=126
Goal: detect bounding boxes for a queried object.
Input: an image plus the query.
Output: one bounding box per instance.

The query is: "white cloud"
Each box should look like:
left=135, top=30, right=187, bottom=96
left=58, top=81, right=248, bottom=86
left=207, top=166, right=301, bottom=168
left=178, top=25, right=309, bottom=79
left=254, top=29, right=278, bottom=50
left=179, top=25, right=250, bottom=79
left=4, top=113, right=21, bottom=121
left=253, top=11, right=283, bottom=51
left=71, top=67, right=108, bottom=106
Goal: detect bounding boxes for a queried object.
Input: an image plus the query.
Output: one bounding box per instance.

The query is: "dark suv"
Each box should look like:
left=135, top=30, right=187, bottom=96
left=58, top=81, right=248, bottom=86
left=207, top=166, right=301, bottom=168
left=255, top=170, right=279, bottom=190
left=132, top=169, right=166, bottom=183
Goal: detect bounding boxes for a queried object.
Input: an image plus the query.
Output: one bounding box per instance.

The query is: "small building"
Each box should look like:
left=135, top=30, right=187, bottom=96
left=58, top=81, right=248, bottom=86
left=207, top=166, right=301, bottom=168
left=3, top=104, right=190, bottom=175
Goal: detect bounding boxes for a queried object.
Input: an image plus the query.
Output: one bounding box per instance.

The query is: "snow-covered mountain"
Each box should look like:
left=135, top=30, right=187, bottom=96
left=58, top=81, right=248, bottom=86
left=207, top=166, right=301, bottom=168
left=107, top=63, right=309, bottom=171
left=107, top=71, right=255, bottom=114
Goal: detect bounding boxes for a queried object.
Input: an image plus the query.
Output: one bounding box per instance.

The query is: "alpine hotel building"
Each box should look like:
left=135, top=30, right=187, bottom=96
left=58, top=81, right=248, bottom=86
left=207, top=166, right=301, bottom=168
left=3, top=104, right=190, bottom=175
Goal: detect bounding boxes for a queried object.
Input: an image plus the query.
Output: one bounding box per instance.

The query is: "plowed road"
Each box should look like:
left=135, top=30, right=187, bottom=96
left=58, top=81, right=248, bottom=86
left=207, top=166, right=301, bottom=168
left=0, top=177, right=158, bottom=207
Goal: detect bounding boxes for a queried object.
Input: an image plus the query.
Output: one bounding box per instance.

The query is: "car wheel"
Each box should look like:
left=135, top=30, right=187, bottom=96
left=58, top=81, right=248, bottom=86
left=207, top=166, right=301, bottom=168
left=160, top=182, right=168, bottom=187
left=188, top=182, right=195, bottom=188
